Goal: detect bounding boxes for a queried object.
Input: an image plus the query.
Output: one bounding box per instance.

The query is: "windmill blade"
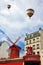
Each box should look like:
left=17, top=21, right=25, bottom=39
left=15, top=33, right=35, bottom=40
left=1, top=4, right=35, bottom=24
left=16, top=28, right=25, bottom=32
left=6, top=36, right=21, bottom=45
left=7, top=37, right=14, bottom=44
left=0, top=29, right=12, bottom=42
left=0, top=29, right=21, bottom=45
left=0, top=29, right=5, bottom=34
left=14, top=36, right=21, bottom=44
left=0, top=29, right=8, bottom=37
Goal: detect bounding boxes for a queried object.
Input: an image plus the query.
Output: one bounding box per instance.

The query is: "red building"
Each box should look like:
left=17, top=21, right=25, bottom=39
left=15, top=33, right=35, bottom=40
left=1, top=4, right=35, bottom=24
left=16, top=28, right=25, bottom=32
left=23, top=47, right=41, bottom=65
left=0, top=46, right=41, bottom=65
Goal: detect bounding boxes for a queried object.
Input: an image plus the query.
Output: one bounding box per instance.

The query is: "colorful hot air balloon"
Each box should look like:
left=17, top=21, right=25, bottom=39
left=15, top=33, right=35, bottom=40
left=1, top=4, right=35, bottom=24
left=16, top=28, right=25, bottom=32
left=7, top=4, right=11, bottom=9
left=26, top=9, right=34, bottom=18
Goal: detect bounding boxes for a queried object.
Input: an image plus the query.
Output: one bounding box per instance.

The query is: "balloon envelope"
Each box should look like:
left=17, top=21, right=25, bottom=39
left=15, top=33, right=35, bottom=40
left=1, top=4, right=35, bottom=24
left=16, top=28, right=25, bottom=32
left=7, top=5, right=11, bottom=9
left=26, top=9, right=34, bottom=18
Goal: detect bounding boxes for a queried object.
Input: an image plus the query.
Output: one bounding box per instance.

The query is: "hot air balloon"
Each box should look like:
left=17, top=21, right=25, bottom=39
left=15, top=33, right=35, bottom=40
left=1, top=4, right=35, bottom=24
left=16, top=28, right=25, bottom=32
left=26, top=9, right=34, bottom=18
left=7, top=4, right=11, bottom=9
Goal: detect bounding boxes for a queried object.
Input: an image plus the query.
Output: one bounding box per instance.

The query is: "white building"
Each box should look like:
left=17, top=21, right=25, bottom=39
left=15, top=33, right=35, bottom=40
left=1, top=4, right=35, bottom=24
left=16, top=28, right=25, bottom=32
left=0, top=41, right=10, bottom=59
left=24, top=28, right=43, bottom=65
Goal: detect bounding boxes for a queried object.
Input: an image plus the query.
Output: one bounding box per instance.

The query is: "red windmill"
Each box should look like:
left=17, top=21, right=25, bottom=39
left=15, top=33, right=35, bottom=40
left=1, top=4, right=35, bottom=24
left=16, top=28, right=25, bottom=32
left=0, top=29, right=21, bottom=59
left=7, top=36, right=21, bottom=59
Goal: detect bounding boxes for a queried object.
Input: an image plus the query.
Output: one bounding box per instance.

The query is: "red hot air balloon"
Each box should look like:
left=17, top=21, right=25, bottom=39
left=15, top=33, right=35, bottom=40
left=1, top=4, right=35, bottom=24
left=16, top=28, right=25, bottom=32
left=7, top=4, right=11, bottom=9
left=26, top=9, right=34, bottom=18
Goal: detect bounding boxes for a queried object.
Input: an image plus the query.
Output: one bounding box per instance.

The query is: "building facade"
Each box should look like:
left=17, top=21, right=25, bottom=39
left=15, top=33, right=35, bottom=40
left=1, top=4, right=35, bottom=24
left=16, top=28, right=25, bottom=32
left=0, top=38, right=40, bottom=65
left=0, top=41, right=9, bottom=58
left=24, top=28, right=43, bottom=65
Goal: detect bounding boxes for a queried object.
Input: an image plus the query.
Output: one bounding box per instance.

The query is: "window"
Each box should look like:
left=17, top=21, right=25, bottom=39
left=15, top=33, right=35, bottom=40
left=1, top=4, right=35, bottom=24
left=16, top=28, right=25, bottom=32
left=0, top=44, right=2, bottom=46
left=26, top=41, right=28, bottom=45
left=36, top=37, right=40, bottom=42
left=30, top=34, right=32, bottom=38
left=33, top=39, right=35, bottom=43
left=28, top=35, right=30, bottom=38
left=37, top=44, right=40, bottom=49
left=28, top=34, right=33, bottom=38
left=31, top=34, right=33, bottom=37
left=29, top=40, right=31, bottom=44
left=33, top=52, right=35, bottom=54
left=32, top=45, right=35, bottom=50
left=37, top=38, right=39, bottom=39
left=0, top=42, right=2, bottom=46
left=37, top=51, right=39, bottom=55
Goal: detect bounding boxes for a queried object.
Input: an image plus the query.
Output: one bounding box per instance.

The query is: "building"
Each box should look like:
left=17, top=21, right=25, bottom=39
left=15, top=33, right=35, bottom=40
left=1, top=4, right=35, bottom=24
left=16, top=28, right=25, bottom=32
left=24, top=28, right=43, bottom=65
left=0, top=33, right=41, bottom=65
left=0, top=41, right=10, bottom=58
left=0, top=47, right=40, bottom=65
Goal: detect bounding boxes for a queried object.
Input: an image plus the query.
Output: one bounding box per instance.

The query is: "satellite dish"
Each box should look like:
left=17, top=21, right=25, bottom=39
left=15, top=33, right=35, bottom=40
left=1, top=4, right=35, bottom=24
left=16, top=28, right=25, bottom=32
left=26, top=9, right=34, bottom=18
left=7, top=4, right=11, bottom=9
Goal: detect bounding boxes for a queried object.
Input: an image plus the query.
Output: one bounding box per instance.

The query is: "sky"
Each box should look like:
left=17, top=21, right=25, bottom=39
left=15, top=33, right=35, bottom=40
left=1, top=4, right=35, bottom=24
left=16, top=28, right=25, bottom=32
left=0, top=0, right=43, bottom=56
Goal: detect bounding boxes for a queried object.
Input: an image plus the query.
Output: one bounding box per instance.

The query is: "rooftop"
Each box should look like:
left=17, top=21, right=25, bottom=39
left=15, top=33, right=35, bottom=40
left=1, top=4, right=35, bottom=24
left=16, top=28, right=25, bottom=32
left=25, top=28, right=43, bottom=40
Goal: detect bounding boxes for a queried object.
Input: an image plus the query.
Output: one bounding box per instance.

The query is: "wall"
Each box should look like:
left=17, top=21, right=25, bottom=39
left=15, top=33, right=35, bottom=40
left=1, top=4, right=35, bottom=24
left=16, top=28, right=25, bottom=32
left=0, top=58, right=24, bottom=65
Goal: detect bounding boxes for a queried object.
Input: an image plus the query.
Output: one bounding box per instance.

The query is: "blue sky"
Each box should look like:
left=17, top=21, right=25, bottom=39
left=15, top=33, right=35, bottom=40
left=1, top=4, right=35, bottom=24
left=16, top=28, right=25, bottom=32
left=0, top=0, right=43, bottom=56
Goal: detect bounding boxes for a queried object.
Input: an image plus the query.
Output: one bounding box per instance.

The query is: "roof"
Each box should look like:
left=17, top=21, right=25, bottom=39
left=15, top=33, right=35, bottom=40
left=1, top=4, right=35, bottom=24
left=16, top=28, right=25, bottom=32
left=9, top=44, right=21, bottom=51
left=0, top=58, right=23, bottom=63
